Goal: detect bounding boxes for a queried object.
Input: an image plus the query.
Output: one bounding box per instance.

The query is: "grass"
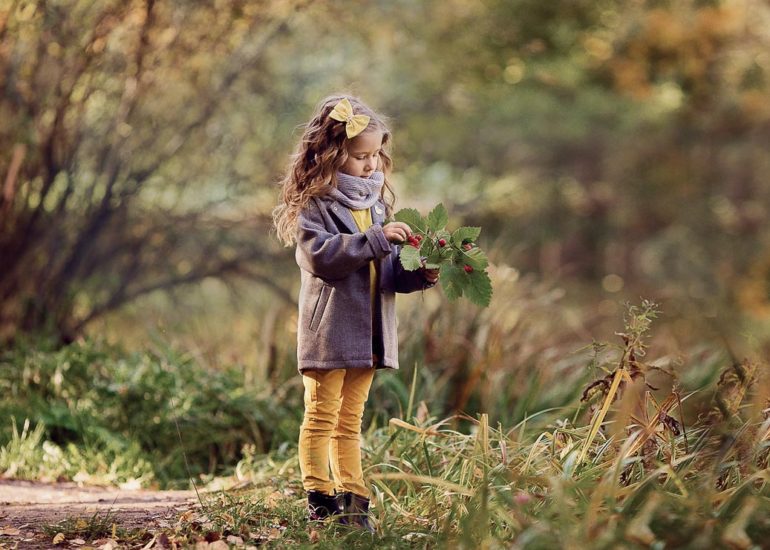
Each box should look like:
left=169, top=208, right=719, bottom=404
left=42, top=510, right=151, bottom=546
left=173, top=385, right=767, bottom=548
left=216, top=301, right=768, bottom=548
left=0, top=336, right=303, bottom=486
left=3, top=298, right=769, bottom=547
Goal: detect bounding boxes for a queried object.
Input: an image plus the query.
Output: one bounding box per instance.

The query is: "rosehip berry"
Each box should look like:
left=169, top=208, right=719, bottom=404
left=464, top=264, right=473, bottom=273
left=514, top=492, right=532, bottom=505
left=414, top=234, right=422, bottom=241
left=438, top=239, right=446, bottom=247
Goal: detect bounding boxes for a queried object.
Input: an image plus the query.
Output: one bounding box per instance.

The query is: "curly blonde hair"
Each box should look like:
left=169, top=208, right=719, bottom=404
left=272, top=94, right=395, bottom=247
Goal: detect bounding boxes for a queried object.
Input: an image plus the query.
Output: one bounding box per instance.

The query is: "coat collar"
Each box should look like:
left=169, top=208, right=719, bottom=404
left=328, top=199, right=387, bottom=233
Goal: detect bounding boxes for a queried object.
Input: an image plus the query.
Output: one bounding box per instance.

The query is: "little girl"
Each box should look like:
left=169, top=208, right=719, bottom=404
left=272, top=94, right=439, bottom=531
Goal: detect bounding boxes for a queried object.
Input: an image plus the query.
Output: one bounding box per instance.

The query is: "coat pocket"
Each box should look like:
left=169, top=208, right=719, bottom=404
left=309, top=283, right=332, bottom=332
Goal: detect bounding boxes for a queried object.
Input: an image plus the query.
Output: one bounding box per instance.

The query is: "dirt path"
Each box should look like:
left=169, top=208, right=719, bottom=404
left=0, top=479, right=198, bottom=549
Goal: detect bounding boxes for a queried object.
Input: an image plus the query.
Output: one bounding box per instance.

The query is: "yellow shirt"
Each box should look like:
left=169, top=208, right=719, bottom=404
left=349, top=208, right=378, bottom=312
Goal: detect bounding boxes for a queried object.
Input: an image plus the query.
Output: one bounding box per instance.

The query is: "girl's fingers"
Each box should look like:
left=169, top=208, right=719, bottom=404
left=383, top=222, right=415, bottom=242
left=385, top=222, right=412, bottom=238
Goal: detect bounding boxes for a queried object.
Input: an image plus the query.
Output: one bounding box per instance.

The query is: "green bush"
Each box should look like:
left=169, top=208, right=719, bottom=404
left=0, top=337, right=302, bottom=486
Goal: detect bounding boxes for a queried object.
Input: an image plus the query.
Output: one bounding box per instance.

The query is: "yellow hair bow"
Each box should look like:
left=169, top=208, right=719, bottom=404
left=328, top=98, right=370, bottom=138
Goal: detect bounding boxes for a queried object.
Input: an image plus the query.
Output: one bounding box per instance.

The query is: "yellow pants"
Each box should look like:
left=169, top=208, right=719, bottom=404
left=299, top=367, right=376, bottom=498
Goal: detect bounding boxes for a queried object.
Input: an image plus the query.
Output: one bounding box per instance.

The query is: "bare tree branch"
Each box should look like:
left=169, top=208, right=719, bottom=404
left=70, top=250, right=281, bottom=333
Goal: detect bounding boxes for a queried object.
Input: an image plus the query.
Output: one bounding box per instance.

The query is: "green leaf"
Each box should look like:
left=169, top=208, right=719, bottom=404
left=394, top=208, right=427, bottom=232
left=425, top=249, right=443, bottom=266
left=395, top=203, right=490, bottom=307
left=435, top=229, right=451, bottom=241
left=461, top=246, right=489, bottom=270
left=419, top=237, right=434, bottom=257
left=399, top=244, right=422, bottom=271
left=464, top=269, right=493, bottom=307
left=426, top=203, right=448, bottom=232
left=440, top=264, right=464, bottom=301
left=451, top=227, right=481, bottom=246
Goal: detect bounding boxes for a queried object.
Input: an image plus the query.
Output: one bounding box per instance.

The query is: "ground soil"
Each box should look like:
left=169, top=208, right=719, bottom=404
left=0, top=479, right=198, bottom=549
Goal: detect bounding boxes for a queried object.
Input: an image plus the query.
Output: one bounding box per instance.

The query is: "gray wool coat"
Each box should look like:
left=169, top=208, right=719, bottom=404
left=295, top=195, right=434, bottom=373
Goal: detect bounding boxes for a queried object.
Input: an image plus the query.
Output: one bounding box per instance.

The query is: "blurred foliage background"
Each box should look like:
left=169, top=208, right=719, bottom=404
left=1, top=0, right=770, bottom=487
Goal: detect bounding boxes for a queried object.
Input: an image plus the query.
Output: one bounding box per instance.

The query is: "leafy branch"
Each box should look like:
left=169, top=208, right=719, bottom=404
left=394, top=204, right=493, bottom=307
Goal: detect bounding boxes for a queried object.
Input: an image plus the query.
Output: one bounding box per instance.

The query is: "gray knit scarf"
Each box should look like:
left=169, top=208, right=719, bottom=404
left=328, top=171, right=384, bottom=210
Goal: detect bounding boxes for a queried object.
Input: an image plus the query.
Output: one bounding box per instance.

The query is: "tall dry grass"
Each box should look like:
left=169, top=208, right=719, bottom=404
left=232, top=299, right=768, bottom=548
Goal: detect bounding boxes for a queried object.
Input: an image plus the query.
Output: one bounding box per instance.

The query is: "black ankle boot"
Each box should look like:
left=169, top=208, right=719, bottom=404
left=307, top=490, right=341, bottom=521
left=336, top=492, right=375, bottom=533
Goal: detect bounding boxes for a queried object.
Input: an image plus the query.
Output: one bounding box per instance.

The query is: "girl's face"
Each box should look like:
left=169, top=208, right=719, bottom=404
left=340, top=131, right=383, bottom=178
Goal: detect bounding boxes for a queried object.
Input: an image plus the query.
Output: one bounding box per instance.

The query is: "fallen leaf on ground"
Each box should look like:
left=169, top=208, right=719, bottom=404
left=203, top=531, right=220, bottom=542
left=221, top=513, right=235, bottom=526
left=72, top=538, right=86, bottom=545
left=309, top=529, right=320, bottom=543
left=52, top=533, right=66, bottom=545
left=0, top=527, right=21, bottom=536
left=95, top=538, right=119, bottom=550
left=265, top=491, right=283, bottom=507
left=226, top=535, right=244, bottom=546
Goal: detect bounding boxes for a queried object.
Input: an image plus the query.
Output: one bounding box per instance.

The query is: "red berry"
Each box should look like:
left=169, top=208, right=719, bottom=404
left=414, top=235, right=423, bottom=242
left=514, top=492, right=532, bottom=505
left=438, top=239, right=446, bottom=247
left=463, top=243, right=473, bottom=251
left=464, top=265, right=473, bottom=273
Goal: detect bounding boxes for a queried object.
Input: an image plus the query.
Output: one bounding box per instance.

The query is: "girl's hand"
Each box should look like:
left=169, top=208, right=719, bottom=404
left=422, top=268, right=440, bottom=284
left=382, top=222, right=413, bottom=243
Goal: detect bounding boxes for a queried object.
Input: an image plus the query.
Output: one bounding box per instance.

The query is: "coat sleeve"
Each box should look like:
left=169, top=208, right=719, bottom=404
left=296, top=199, right=392, bottom=280
left=391, top=245, right=438, bottom=294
